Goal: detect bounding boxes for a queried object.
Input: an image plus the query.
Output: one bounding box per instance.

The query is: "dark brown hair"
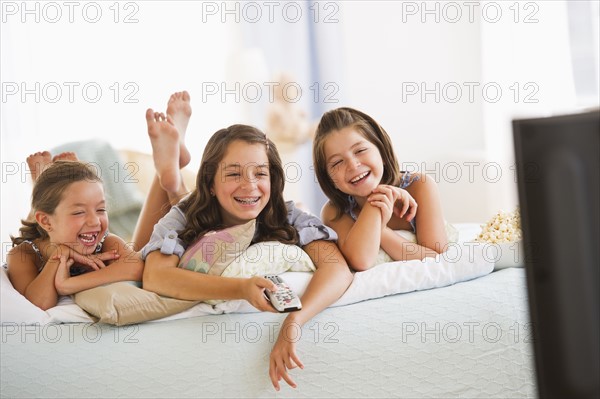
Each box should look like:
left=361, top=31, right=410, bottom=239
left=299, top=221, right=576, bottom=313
left=178, top=124, right=298, bottom=245
left=11, top=161, right=103, bottom=246
left=312, top=107, right=401, bottom=219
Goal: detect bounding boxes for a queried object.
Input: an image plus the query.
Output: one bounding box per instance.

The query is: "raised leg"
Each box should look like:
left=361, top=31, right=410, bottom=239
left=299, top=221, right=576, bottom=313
left=131, top=93, right=193, bottom=250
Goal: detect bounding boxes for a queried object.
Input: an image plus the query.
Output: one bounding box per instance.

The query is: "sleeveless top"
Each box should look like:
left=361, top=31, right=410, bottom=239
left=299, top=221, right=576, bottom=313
left=21, top=231, right=109, bottom=272
left=344, top=172, right=420, bottom=233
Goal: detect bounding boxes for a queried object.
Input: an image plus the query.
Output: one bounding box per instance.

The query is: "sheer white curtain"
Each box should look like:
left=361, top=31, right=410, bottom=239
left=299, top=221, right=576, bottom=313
left=567, top=0, right=600, bottom=106
left=234, top=1, right=346, bottom=213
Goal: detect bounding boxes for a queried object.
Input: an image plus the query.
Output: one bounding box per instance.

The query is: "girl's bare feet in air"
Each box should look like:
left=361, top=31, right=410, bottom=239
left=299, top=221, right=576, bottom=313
left=166, top=90, right=192, bottom=169
left=52, top=152, right=78, bottom=162
left=146, top=109, right=182, bottom=193
left=26, top=151, right=51, bottom=182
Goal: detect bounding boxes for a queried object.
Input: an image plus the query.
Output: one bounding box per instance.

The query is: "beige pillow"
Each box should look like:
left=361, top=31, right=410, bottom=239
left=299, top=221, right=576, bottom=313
left=178, top=219, right=255, bottom=275
left=74, top=282, right=198, bottom=326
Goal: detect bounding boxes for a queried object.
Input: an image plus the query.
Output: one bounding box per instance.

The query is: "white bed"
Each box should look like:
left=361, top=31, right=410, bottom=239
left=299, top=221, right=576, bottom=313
left=0, top=225, right=536, bottom=398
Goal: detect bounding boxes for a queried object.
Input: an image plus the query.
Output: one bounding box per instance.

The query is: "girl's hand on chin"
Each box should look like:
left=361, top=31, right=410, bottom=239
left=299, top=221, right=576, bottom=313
left=54, top=254, right=75, bottom=295
left=51, top=245, right=119, bottom=271
left=368, top=185, right=397, bottom=226
left=387, top=186, right=418, bottom=221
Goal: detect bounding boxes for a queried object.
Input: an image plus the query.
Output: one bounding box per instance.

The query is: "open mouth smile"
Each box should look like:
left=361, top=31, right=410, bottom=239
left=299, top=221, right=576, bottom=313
left=349, top=171, right=370, bottom=185
left=78, top=232, right=99, bottom=246
left=234, top=197, right=261, bottom=205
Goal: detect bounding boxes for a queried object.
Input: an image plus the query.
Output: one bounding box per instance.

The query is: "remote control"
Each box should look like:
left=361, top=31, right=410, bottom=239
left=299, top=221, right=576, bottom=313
left=264, top=275, right=302, bottom=312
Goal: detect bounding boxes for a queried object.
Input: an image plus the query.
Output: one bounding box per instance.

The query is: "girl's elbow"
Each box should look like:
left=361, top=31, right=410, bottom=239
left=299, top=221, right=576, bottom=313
left=338, top=245, right=372, bottom=272
left=350, top=263, right=372, bottom=272
left=427, top=239, right=448, bottom=255
left=24, top=288, right=57, bottom=311
left=36, top=297, right=58, bottom=311
left=346, top=254, right=374, bottom=272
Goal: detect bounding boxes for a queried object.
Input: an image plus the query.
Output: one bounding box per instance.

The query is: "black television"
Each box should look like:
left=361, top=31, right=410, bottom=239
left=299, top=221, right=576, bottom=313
left=513, top=110, right=599, bottom=399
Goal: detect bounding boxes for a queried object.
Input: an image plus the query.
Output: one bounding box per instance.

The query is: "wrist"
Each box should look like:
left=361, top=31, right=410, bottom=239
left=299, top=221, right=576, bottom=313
left=381, top=219, right=388, bottom=232
left=237, top=278, right=249, bottom=301
left=278, top=316, right=303, bottom=343
left=43, top=258, right=61, bottom=274
left=283, top=311, right=306, bottom=329
left=363, top=203, right=383, bottom=223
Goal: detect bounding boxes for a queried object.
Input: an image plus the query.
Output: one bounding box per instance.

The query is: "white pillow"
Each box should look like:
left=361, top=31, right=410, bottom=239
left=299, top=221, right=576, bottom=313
left=334, top=242, right=494, bottom=307
left=1, top=267, right=93, bottom=325
left=0, top=240, right=497, bottom=322
left=489, top=241, right=525, bottom=270
left=214, top=242, right=495, bottom=314
left=205, top=241, right=315, bottom=306
left=222, top=241, right=316, bottom=278
left=1, top=267, right=50, bottom=325
left=375, top=224, right=460, bottom=266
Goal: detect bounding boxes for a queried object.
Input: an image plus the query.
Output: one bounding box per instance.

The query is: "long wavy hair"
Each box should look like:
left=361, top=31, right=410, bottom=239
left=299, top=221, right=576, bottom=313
left=11, top=161, right=103, bottom=246
left=312, top=107, right=402, bottom=219
left=178, top=124, right=298, bottom=246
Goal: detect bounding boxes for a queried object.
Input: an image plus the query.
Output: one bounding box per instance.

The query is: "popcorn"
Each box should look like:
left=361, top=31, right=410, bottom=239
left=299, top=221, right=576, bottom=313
left=476, top=208, right=522, bottom=244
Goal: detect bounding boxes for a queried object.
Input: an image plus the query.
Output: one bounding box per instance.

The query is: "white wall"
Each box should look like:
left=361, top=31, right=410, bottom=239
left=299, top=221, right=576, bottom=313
left=338, top=1, right=587, bottom=223
left=1, top=2, right=242, bottom=253
left=480, top=0, right=580, bottom=216
left=1, top=1, right=595, bottom=261
left=339, top=1, right=487, bottom=222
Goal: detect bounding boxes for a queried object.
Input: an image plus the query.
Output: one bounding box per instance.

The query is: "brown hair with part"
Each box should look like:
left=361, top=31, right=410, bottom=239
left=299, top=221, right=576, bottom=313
left=312, top=107, right=401, bottom=219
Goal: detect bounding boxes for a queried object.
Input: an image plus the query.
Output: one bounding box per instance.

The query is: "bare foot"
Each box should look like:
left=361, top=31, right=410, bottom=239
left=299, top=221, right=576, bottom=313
left=52, top=152, right=78, bottom=162
left=26, top=151, right=52, bottom=182
left=166, top=91, right=192, bottom=168
left=146, top=108, right=181, bottom=193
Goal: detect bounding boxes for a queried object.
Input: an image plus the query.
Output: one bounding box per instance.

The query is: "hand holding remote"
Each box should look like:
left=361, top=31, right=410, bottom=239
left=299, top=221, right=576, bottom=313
left=263, top=275, right=302, bottom=312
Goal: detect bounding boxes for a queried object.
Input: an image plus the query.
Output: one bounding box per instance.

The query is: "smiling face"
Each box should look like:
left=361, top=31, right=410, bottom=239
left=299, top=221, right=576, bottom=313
left=40, top=180, right=109, bottom=255
left=323, top=127, right=385, bottom=198
left=212, top=140, right=271, bottom=227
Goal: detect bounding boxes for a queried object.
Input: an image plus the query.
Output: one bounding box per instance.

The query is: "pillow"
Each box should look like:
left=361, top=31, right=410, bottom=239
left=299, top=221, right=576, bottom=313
left=1, top=267, right=51, bottom=325
left=222, top=241, right=315, bottom=278
left=215, top=242, right=495, bottom=314
left=373, top=223, right=460, bottom=267
left=178, top=219, right=255, bottom=275
left=334, top=242, right=494, bottom=307
left=489, top=241, right=525, bottom=270
left=203, top=241, right=315, bottom=306
left=74, top=281, right=200, bottom=326
left=1, top=267, right=92, bottom=325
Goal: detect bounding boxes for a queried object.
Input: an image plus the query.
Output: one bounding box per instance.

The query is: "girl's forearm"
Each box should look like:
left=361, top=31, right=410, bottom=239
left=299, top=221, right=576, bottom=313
left=59, top=261, right=143, bottom=295
left=380, top=228, right=439, bottom=261
left=24, top=260, right=60, bottom=310
left=339, top=204, right=383, bottom=269
left=143, top=251, right=246, bottom=301
left=287, top=241, right=353, bottom=327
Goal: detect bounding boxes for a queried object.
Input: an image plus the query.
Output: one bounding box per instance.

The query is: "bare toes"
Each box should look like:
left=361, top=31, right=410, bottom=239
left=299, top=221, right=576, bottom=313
left=146, top=108, right=155, bottom=122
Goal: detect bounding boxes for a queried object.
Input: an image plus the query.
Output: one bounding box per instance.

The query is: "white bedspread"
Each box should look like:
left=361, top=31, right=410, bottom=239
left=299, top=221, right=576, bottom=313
left=1, top=268, right=535, bottom=398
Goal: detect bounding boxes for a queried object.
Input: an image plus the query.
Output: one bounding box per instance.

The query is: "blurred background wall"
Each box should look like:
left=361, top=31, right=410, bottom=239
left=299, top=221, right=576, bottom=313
left=2, top=1, right=598, bottom=259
